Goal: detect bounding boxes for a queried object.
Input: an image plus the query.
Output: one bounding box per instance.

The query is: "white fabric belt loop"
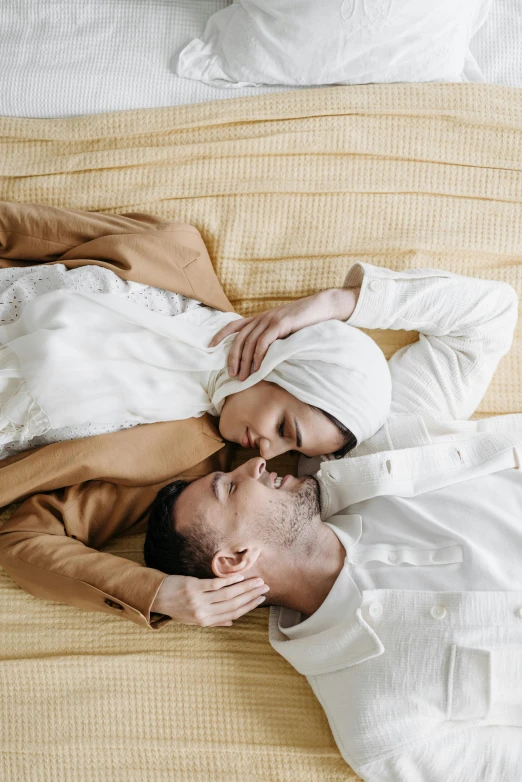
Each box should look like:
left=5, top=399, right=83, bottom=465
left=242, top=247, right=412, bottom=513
left=349, top=544, right=463, bottom=567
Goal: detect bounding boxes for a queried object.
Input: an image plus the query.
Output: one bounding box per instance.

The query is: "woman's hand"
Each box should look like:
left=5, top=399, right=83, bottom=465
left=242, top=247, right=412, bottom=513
left=209, top=287, right=360, bottom=381
left=151, top=573, right=270, bottom=627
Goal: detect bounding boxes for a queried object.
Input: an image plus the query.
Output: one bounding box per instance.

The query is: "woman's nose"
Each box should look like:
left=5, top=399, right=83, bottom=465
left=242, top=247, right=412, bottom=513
left=259, top=438, right=286, bottom=461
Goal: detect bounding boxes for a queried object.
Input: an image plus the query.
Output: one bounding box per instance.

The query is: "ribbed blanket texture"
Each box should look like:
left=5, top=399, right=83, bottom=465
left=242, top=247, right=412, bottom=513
left=1, top=84, right=522, bottom=781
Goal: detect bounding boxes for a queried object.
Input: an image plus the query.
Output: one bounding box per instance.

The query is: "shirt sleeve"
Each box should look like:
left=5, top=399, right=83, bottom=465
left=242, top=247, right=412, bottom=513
left=344, top=262, right=518, bottom=420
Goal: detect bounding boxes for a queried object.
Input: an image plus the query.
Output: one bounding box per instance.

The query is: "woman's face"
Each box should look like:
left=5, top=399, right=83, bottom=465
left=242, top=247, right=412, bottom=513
left=218, top=380, right=343, bottom=459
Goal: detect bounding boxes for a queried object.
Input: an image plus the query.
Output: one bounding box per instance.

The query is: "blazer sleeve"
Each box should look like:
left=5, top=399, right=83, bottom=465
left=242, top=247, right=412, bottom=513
left=344, top=262, right=519, bottom=420
left=0, top=481, right=171, bottom=630
left=0, top=201, right=233, bottom=311
left=0, top=441, right=230, bottom=630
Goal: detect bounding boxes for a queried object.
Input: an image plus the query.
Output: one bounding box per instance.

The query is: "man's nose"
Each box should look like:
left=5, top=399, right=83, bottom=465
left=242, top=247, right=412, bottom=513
left=235, top=457, right=266, bottom=480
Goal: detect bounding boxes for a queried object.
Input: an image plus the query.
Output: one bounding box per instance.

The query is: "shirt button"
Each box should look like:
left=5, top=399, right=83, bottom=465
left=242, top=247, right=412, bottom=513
left=430, top=604, right=447, bottom=620
left=369, top=280, right=383, bottom=293
left=326, top=472, right=339, bottom=482
left=368, top=602, right=383, bottom=619
left=515, top=607, right=522, bottom=619
left=388, top=552, right=400, bottom=564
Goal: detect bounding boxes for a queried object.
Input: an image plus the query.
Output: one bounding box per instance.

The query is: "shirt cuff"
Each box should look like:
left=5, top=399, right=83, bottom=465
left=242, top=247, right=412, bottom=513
left=343, top=262, right=397, bottom=330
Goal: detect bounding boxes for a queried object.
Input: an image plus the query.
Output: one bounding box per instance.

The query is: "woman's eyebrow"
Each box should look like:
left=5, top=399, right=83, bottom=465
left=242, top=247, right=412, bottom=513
left=294, top=417, right=302, bottom=448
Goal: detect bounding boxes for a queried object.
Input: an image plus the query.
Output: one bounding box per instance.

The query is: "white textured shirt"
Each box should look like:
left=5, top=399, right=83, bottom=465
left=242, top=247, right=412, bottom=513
left=271, top=263, right=522, bottom=781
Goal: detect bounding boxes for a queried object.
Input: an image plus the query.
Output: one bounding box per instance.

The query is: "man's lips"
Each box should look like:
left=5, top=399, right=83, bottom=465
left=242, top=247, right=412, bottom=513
left=260, top=472, right=293, bottom=490
left=260, top=471, right=280, bottom=489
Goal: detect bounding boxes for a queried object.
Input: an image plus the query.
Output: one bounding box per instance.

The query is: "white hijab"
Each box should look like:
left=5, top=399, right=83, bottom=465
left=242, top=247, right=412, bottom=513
left=0, top=290, right=392, bottom=446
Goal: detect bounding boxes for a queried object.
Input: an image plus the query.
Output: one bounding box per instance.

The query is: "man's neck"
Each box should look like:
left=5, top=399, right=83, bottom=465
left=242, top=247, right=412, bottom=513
left=276, top=522, right=346, bottom=616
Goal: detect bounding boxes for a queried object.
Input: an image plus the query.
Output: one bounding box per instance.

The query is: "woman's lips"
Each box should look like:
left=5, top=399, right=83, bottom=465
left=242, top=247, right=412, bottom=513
left=242, top=427, right=256, bottom=449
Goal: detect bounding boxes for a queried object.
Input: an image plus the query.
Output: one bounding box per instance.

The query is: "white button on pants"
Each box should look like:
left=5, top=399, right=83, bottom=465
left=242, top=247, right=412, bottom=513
left=430, top=605, right=447, bottom=620
left=516, top=606, right=522, bottom=619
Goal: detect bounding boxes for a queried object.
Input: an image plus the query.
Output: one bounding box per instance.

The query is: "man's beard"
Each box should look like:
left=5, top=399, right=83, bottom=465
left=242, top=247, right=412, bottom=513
left=261, top=476, right=320, bottom=549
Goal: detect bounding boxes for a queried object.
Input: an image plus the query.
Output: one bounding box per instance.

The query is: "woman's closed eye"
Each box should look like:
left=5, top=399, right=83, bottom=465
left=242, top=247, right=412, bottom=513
left=228, top=481, right=235, bottom=495
left=277, top=418, right=286, bottom=439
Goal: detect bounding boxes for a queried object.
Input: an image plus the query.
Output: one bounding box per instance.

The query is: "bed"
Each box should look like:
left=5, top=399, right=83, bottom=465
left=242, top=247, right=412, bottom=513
left=0, top=0, right=520, bottom=118
left=1, top=3, right=522, bottom=782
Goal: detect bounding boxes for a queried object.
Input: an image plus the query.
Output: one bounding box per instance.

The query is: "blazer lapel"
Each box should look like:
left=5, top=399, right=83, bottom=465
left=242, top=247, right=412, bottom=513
left=59, top=225, right=235, bottom=312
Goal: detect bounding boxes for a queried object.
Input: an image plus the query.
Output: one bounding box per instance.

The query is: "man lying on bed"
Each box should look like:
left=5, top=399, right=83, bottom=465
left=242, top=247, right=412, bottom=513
left=143, top=315, right=522, bottom=779
left=0, top=201, right=519, bottom=639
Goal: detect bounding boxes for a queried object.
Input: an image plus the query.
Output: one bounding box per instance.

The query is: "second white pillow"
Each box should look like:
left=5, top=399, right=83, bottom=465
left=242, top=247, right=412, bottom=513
left=177, top=0, right=491, bottom=87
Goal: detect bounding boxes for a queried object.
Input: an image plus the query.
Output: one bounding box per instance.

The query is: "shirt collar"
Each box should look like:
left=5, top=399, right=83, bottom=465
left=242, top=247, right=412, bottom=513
left=269, top=515, right=385, bottom=676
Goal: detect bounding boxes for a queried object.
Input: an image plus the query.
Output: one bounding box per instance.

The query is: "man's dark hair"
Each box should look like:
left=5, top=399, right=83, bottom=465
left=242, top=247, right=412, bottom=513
left=318, top=409, right=357, bottom=459
left=144, top=480, right=220, bottom=579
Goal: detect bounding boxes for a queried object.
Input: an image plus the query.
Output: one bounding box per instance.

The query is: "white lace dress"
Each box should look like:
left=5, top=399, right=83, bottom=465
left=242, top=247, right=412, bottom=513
left=0, top=264, right=201, bottom=460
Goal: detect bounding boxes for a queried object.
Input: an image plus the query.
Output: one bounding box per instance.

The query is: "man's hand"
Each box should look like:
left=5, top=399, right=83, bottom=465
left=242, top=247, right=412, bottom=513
left=209, top=287, right=360, bottom=381
left=151, top=574, right=270, bottom=627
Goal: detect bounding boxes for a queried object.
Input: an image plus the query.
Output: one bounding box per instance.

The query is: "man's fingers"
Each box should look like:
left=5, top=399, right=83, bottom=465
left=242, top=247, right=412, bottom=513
left=206, top=579, right=268, bottom=605
left=209, top=318, right=253, bottom=347
left=251, top=324, right=283, bottom=372
left=227, top=320, right=259, bottom=377
left=237, top=321, right=270, bottom=380
left=206, top=593, right=268, bottom=625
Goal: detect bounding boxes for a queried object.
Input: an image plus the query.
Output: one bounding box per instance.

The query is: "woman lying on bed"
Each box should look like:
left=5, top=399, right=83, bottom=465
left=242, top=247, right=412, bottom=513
left=0, top=268, right=391, bottom=461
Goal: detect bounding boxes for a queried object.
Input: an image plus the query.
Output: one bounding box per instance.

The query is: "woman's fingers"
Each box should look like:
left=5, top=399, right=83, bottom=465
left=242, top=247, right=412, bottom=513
left=205, top=577, right=267, bottom=604
left=206, top=573, right=246, bottom=588
left=210, top=584, right=269, bottom=615
left=196, top=576, right=270, bottom=628
left=206, top=592, right=269, bottom=626
left=209, top=317, right=253, bottom=347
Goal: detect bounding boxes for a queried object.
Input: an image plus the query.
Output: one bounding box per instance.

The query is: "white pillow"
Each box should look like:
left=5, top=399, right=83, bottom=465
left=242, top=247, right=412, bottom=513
left=177, top=0, right=492, bottom=87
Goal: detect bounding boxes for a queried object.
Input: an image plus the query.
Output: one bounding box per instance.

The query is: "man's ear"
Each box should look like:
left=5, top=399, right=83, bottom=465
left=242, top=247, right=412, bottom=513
left=211, top=544, right=261, bottom=578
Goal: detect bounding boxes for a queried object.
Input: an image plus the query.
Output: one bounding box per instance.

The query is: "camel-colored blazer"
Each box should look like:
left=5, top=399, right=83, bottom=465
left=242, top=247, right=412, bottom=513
left=0, top=202, right=234, bottom=629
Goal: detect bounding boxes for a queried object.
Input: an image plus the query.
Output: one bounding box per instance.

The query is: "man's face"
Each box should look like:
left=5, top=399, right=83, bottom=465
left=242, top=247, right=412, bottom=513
left=175, top=457, right=321, bottom=568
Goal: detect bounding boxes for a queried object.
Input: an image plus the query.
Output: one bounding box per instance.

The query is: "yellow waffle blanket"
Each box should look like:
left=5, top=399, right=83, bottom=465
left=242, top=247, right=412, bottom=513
left=1, top=84, right=522, bottom=781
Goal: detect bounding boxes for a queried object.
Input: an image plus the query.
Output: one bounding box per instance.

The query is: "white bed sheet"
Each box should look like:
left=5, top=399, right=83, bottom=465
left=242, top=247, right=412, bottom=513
left=469, top=0, right=522, bottom=88
left=0, top=0, right=520, bottom=119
